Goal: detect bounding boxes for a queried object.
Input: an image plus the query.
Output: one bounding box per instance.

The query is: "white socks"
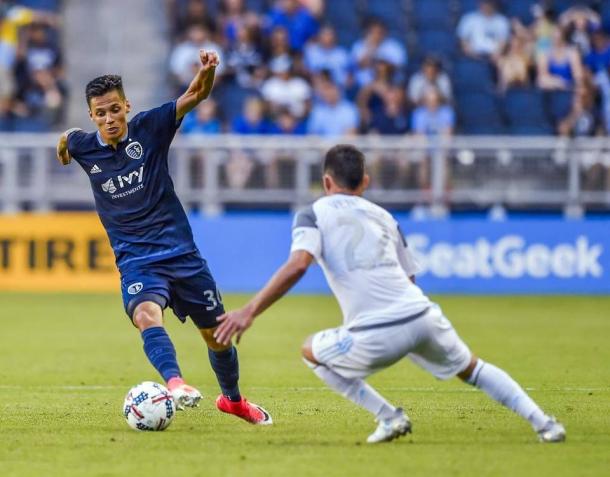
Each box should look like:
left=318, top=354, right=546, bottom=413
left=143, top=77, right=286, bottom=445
left=310, top=362, right=397, bottom=420
left=306, top=357, right=550, bottom=430
left=467, top=359, right=549, bottom=431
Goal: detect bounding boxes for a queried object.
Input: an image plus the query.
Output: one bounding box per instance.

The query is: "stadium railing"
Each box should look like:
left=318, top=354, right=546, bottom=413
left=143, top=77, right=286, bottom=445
left=1, top=134, right=609, bottom=215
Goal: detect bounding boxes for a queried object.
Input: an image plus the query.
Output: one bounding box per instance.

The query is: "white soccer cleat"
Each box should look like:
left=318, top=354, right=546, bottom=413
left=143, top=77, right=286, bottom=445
left=170, top=383, right=202, bottom=411
left=537, top=417, right=566, bottom=443
left=366, top=408, right=412, bottom=444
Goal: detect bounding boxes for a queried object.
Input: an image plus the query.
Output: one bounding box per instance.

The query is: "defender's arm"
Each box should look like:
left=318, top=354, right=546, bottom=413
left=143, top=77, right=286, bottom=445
left=175, top=50, right=219, bottom=120
left=214, top=250, right=314, bottom=345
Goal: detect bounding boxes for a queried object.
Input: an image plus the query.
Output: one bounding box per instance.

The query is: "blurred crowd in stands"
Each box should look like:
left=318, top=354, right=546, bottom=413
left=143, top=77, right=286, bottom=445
left=3, top=0, right=610, bottom=140
left=165, top=0, right=610, bottom=140
left=0, top=0, right=64, bottom=131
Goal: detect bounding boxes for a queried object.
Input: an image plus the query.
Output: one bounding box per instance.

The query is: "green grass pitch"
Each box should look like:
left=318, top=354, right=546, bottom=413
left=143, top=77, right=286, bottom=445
left=0, top=293, right=609, bottom=477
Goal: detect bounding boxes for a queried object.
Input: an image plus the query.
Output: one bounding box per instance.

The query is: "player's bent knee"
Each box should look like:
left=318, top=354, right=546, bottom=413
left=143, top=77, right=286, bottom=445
left=457, top=354, right=479, bottom=382
left=200, top=327, right=232, bottom=352
left=132, top=302, right=163, bottom=331
left=301, top=336, right=319, bottom=365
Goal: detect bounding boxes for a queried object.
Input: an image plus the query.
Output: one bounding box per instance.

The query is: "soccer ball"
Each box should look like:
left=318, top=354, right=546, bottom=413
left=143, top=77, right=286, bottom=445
left=123, top=381, right=176, bottom=431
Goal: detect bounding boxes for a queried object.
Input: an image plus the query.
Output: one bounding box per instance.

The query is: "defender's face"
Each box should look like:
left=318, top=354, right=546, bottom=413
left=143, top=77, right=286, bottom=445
left=88, top=90, right=130, bottom=144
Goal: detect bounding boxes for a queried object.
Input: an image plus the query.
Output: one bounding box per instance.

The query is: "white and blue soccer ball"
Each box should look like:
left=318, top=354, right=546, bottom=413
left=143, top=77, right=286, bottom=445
left=123, top=381, right=176, bottom=431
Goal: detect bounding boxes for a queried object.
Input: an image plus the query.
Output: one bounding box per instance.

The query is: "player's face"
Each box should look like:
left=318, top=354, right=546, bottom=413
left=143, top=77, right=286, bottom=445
left=88, top=90, right=131, bottom=144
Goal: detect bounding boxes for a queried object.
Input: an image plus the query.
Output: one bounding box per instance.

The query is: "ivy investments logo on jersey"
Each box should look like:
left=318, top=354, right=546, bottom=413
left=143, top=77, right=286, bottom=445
left=101, top=164, right=145, bottom=199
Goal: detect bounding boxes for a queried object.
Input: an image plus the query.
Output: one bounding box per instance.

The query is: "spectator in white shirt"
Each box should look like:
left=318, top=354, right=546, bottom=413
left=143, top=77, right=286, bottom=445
left=457, top=0, right=510, bottom=59
left=407, top=56, right=452, bottom=105
left=308, top=78, right=358, bottom=136
left=260, top=54, right=311, bottom=118
left=350, top=18, right=407, bottom=87
left=169, top=24, right=224, bottom=91
left=304, top=24, right=349, bottom=86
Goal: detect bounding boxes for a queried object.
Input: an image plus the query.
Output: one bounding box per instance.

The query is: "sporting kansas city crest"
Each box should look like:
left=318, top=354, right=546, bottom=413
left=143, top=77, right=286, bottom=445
left=125, top=141, right=143, bottom=160
left=127, top=282, right=143, bottom=295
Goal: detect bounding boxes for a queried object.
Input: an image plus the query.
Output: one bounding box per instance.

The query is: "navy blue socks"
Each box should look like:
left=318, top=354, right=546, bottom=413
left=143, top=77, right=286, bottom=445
left=208, top=347, right=241, bottom=401
left=141, top=326, right=182, bottom=382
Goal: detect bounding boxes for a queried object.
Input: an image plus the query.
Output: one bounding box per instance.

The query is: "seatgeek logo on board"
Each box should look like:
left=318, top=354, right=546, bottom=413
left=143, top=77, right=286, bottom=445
left=406, top=234, right=603, bottom=279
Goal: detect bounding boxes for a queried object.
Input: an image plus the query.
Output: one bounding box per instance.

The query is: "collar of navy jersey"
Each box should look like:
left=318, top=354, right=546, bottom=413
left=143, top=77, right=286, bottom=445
left=96, top=128, right=129, bottom=147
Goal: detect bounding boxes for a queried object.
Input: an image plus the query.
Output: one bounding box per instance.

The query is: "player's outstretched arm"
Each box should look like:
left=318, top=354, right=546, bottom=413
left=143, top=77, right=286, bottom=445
left=56, top=132, right=72, bottom=165
left=214, top=250, right=314, bottom=345
left=175, top=49, right=219, bottom=120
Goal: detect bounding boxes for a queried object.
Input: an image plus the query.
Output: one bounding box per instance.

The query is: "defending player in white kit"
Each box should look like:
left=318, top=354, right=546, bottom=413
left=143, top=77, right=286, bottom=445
left=215, top=145, right=566, bottom=444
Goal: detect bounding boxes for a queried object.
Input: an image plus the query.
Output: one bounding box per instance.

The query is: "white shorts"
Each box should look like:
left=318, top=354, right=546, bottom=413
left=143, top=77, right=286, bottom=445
left=311, top=306, right=472, bottom=380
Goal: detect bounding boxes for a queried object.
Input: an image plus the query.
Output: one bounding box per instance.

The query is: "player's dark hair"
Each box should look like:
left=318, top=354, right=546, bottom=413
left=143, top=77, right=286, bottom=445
left=85, top=74, right=125, bottom=106
left=324, top=145, right=365, bottom=190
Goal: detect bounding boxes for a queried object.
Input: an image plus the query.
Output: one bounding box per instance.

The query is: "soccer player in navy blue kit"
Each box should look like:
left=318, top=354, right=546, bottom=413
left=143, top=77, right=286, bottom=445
left=55, top=50, right=271, bottom=425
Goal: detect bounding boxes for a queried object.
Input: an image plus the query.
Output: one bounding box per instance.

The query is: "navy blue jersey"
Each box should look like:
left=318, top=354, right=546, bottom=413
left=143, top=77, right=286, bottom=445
left=67, top=101, right=197, bottom=273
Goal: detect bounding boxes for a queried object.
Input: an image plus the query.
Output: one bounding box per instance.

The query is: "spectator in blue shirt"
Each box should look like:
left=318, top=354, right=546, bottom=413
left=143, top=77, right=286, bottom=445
left=227, top=95, right=275, bottom=189
left=181, top=99, right=222, bottom=135
left=231, top=96, right=275, bottom=134
left=412, top=87, right=455, bottom=190
left=350, top=18, right=407, bottom=87
left=369, top=86, right=409, bottom=135
left=308, top=78, right=358, bottom=136
left=271, top=108, right=307, bottom=135
left=304, top=24, right=349, bottom=86
left=412, top=87, right=455, bottom=138
left=584, top=28, right=610, bottom=74
left=265, top=0, right=320, bottom=52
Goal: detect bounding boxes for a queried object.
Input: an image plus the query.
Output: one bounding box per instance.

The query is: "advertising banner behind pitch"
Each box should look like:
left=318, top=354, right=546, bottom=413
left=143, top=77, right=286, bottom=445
left=0, top=213, right=607, bottom=294
left=191, top=215, right=609, bottom=294
left=0, top=214, right=118, bottom=291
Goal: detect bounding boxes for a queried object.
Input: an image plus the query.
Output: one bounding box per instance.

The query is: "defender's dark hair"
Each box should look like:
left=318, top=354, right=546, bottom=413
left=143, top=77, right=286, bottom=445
left=323, top=145, right=365, bottom=190
left=85, top=74, right=125, bottom=106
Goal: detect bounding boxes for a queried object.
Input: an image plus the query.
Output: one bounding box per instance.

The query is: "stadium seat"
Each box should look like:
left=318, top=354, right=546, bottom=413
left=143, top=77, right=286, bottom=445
left=552, top=0, right=597, bottom=15
left=602, top=2, right=610, bottom=31
left=457, top=92, right=507, bottom=134
left=417, top=29, right=458, bottom=59
left=546, top=90, right=573, bottom=125
left=15, top=0, right=59, bottom=11
left=502, top=88, right=553, bottom=131
left=452, top=58, right=496, bottom=93
left=245, top=0, right=273, bottom=13
left=412, top=0, right=454, bottom=29
left=325, top=0, right=361, bottom=46
left=508, top=124, right=555, bottom=135
left=11, top=117, right=50, bottom=133
left=457, top=92, right=504, bottom=129
left=335, top=26, right=362, bottom=48
left=0, top=116, right=13, bottom=132
left=457, top=0, right=480, bottom=14
left=504, top=0, right=536, bottom=25
left=213, top=82, right=260, bottom=124
left=363, top=0, right=408, bottom=34
left=462, top=123, right=508, bottom=135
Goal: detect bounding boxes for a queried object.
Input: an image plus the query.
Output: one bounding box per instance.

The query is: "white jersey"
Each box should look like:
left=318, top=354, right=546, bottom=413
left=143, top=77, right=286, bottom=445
left=291, top=194, right=431, bottom=328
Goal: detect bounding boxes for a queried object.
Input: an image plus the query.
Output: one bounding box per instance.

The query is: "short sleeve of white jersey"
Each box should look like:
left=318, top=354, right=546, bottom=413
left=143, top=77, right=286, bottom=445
left=396, top=224, right=422, bottom=276
left=290, top=205, right=322, bottom=260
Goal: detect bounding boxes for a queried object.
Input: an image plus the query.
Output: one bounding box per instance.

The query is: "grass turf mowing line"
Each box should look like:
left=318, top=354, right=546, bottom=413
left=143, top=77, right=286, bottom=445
left=0, top=293, right=609, bottom=477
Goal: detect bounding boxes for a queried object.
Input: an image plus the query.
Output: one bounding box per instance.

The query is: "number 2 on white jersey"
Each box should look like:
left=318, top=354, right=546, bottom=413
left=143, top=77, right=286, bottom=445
left=338, top=214, right=394, bottom=271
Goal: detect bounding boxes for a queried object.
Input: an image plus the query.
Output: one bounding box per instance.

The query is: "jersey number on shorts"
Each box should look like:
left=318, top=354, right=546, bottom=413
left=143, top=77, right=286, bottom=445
left=338, top=215, right=396, bottom=271
left=203, top=289, right=223, bottom=311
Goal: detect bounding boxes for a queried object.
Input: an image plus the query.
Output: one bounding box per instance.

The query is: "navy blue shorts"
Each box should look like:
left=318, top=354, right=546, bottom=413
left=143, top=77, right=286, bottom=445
left=120, top=252, right=224, bottom=329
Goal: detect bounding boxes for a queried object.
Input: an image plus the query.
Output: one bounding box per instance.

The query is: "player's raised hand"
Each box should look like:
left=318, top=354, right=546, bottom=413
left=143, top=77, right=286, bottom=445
left=214, top=308, right=254, bottom=346
left=199, top=49, right=220, bottom=72
left=56, top=133, right=71, bottom=165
